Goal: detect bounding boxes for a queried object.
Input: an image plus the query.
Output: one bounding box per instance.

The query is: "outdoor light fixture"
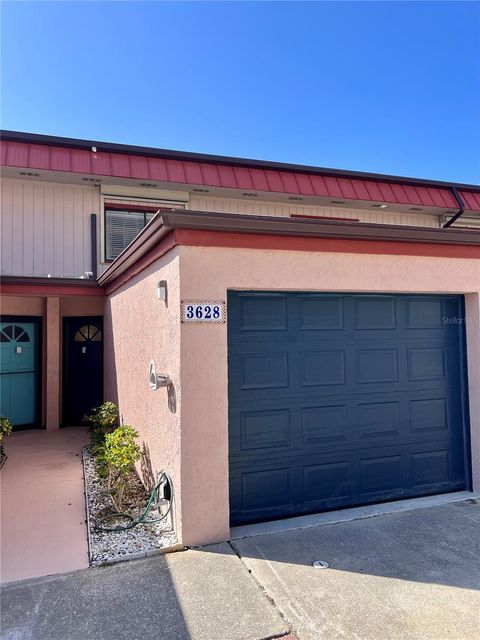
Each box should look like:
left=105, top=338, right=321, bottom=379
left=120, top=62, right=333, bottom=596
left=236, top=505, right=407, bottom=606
left=149, top=361, right=171, bottom=390
left=157, top=280, right=168, bottom=303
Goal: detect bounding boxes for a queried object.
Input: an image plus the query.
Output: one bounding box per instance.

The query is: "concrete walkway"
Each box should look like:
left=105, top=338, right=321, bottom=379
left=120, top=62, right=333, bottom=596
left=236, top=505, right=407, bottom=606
left=0, top=543, right=289, bottom=640
left=233, top=500, right=480, bottom=640
left=3, top=445, right=478, bottom=640
left=0, top=428, right=89, bottom=583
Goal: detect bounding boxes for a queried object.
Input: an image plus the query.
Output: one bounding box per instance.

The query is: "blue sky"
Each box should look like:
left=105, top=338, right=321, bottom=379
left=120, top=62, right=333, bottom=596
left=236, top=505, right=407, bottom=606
left=1, top=1, right=479, bottom=183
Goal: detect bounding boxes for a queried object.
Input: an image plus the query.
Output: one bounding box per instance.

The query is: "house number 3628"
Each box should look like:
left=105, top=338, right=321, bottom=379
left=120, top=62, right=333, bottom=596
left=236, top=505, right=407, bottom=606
left=181, top=301, right=225, bottom=323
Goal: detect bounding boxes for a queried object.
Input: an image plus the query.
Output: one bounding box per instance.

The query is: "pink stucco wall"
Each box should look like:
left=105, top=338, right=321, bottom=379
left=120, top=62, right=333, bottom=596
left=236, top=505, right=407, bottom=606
left=178, top=245, right=480, bottom=546
left=104, top=244, right=479, bottom=547
left=1, top=296, right=45, bottom=316
left=60, top=297, right=104, bottom=317
left=103, top=249, right=183, bottom=536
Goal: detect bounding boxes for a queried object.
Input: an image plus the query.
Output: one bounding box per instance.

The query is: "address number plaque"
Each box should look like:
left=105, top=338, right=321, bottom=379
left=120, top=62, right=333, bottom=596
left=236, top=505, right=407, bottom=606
left=181, top=301, right=226, bottom=324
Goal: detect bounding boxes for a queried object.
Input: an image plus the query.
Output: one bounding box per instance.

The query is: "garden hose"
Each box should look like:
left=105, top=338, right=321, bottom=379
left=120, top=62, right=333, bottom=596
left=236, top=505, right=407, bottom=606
left=94, top=470, right=173, bottom=533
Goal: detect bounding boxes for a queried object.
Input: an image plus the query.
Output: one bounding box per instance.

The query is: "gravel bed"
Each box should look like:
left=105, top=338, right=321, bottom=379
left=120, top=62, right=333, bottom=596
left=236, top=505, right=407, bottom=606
left=83, top=446, right=179, bottom=566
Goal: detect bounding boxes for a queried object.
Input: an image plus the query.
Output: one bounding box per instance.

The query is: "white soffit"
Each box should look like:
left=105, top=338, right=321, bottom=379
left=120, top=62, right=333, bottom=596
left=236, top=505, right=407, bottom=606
left=100, top=183, right=189, bottom=202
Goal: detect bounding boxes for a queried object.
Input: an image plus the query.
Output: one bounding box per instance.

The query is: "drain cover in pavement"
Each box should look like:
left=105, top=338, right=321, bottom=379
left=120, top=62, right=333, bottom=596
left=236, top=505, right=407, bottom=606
left=312, top=560, right=329, bottom=569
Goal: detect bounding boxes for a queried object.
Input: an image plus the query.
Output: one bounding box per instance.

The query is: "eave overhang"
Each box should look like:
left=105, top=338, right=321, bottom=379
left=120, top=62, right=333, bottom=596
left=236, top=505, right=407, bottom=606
left=98, top=210, right=480, bottom=288
left=2, top=130, right=480, bottom=213
left=0, top=275, right=105, bottom=297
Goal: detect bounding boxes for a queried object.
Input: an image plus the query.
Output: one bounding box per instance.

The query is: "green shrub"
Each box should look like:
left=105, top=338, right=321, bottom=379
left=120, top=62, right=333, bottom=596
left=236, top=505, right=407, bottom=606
left=103, top=424, right=141, bottom=511
left=0, top=416, right=13, bottom=444
left=0, top=416, right=12, bottom=464
left=84, top=401, right=118, bottom=448
left=94, top=442, right=109, bottom=479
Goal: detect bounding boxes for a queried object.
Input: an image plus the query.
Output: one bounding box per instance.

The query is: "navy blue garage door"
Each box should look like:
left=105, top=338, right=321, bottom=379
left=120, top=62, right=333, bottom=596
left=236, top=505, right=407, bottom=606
left=228, top=292, right=470, bottom=525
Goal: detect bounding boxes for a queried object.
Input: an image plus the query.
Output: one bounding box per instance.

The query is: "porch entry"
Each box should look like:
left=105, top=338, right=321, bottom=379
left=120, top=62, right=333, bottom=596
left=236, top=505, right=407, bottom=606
left=0, top=317, right=41, bottom=429
left=63, top=316, right=103, bottom=426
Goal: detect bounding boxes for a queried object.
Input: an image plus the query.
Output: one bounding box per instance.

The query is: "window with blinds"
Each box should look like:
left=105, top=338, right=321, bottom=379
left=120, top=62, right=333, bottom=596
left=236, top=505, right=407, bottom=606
left=105, top=208, right=156, bottom=261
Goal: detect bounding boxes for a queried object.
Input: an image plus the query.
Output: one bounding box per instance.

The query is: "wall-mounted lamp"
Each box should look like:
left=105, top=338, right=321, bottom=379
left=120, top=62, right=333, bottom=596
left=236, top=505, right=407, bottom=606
left=157, top=280, right=168, bottom=303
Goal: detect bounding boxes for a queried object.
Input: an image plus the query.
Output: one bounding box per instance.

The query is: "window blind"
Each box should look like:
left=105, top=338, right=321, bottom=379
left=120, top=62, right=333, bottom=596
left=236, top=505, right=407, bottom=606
left=105, top=209, right=155, bottom=261
left=104, top=196, right=185, bottom=261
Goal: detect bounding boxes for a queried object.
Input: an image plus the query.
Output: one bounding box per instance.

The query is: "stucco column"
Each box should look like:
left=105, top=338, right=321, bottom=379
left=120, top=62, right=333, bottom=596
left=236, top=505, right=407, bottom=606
left=465, top=293, right=480, bottom=493
left=45, top=297, right=61, bottom=430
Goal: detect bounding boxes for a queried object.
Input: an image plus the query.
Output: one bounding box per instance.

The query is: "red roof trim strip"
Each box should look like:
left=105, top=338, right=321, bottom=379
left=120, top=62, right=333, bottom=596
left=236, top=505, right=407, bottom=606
left=0, top=282, right=105, bottom=297
left=176, top=229, right=480, bottom=260
left=2, top=140, right=479, bottom=211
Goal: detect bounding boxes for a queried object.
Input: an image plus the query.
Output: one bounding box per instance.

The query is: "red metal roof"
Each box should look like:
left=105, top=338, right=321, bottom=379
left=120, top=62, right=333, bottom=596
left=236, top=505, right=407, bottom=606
left=2, top=139, right=480, bottom=212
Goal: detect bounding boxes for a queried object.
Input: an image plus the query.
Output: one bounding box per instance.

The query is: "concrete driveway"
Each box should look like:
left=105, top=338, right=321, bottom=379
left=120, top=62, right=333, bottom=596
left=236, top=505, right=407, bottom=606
left=232, top=500, right=480, bottom=640
left=0, top=543, right=289, bottom=640
left=2, top=500, right=479, bottom=640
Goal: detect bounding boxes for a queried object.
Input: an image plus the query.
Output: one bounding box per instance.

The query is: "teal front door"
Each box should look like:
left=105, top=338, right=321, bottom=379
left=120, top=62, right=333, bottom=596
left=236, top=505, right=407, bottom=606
left=0, top=319, right=40, bottom=428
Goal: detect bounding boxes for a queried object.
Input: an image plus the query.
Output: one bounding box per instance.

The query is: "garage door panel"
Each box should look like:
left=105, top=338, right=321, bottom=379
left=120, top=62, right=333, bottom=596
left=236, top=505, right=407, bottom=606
left=298, top=295, right=344, bottom=330
left=303, top=460, right=353, bottom=503
left=230, top=449, right=465, bottom=524
left=409, top=398, right=448, bottom=434
left=405, top=296, right=462, bottom=330
left=228, top=292, right=469, bottom=525
left=231, top=406, right=462, bottom=459
left=359, top=455, right=404, bottom=494
left=411, top=450, right=450, bottom=488
left=239, top=352, right=289, bottom=389
left=354, top=296, right=398, bottom=330
left=407, top=347, right=446, bottom=380
left=230, top=377, right=458, bottom=405
left=355, top=348, right=399, bottom=384
left=237, top=294, right=288, bottom=331
left=357, top=401, right=401, bottom=439
left=241, top=467, right=293, bottom=509
left=300, top=349, right=346, bottom=386
left=293, top=294, right=462, bottom=337
left=240, top=409, right=291, bottom=451
left=230, top=340, right=461, bottom=402
left=230, top=463, right=298, bottom=522
left=231, top=393, right=461, bottom=457
left=229, top=406, right=297, bottom=463
left=301, top=404, right=349, bottom=445
left=299, top=434, right=458, bottom=457
left=406, top=297, right=445, bottom=328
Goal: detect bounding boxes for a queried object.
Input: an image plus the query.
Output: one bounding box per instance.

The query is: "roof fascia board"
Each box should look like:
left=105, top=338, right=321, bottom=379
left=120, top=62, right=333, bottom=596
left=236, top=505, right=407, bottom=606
left=162, top=210, right=480, bottom=245
left=2, top=129, right=479, bottom=192
left=97, top=217, right=173, bottom=286
left=98, top=209, right=480, bottom=287
left=0, top=275, right=101, bottom=287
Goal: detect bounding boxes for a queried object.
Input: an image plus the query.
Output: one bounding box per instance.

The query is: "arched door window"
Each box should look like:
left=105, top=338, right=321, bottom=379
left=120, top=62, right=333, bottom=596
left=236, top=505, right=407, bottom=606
left=73, top=325, right=102, bottom=342
left=0, top=325, right=31, bottom=343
